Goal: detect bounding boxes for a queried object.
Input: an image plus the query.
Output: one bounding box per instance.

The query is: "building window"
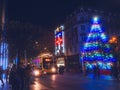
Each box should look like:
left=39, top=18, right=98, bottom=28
left=81, top=25, right=85, bottom=31
left=80, top=33, right=86, bottom=42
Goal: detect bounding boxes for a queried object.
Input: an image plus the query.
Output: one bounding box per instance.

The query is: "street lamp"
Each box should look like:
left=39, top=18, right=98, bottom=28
left=109, top=35, right=120, bottom=65
left=109, top=36, right=117, bottom=44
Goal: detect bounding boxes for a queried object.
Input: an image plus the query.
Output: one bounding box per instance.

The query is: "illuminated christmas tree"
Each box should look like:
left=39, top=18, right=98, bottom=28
left=82, top=17, right=115, bottom=70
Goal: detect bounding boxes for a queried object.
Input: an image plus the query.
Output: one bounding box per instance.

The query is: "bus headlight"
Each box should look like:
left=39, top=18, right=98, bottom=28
left=51, top=67, right=56, bottom=72
left=33, top=69, right=40, bottom=76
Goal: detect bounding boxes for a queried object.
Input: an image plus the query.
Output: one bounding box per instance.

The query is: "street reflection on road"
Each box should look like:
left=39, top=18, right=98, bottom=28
left=29, top=73, right=120, bottom=90
left=30, top=78, right=49, bottom=90
left=51, top=75, right=57, bottom=81
left=34, top=79, right=41, bottom=90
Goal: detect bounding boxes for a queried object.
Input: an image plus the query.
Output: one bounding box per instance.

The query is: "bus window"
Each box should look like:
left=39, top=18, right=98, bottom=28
left=43, top=58, right=52, bottom=69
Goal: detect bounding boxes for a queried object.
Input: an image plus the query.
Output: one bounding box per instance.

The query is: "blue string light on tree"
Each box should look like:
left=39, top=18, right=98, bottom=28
left=81, top=16, right=115, bottom=70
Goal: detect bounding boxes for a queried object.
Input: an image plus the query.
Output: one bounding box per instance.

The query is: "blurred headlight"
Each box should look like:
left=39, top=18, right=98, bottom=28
left=51, top=67, right=56, bottom=72
left=33, top=69, right=40, bottom=76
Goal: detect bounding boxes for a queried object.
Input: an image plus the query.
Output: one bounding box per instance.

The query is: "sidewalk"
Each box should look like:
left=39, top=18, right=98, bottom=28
left=0, top=79, right=11, bottom=90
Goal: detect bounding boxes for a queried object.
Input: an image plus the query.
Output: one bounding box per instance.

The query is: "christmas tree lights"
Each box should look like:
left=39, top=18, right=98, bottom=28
left=82, top=17, right=115, bottom=70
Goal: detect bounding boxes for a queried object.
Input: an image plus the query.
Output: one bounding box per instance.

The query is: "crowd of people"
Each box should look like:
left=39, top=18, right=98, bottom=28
left=0, top=63, right=34, bottom=90
left=0, top=62, right=120, bottom=90
left=10, top=63, right=34, bottom=90
left=0, top=63, right=65, bottom=89
left=0, top=66, right=5, bottom=86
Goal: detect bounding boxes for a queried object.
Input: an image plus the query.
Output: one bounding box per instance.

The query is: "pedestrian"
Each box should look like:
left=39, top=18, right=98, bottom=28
left=5, top=66, right=10, bottom=82
left=16, top=63, right=25, bottom=90
left=83, top=63, right=86, bottom=76
left=0, top=66, right=4, bottom=86
left=113, top=64, right=119, bottom=80
left=24, top=64, right=32, bottom=88
left=85, top=66, right=89, bottom=76
left=9, top=64, right=20, bottom=90
left=118, top=65, right=120, bottom=80
left=59, top=66, right=64, bottom=75
left=61, top=66, right=65, bottom=74
left=111, top=65, right=114, bottom=76
left=83, top=62, right=89, bottom=76
left=93, top=65, right=97, bottom=78
left=96, top=64, right=100, bottom=78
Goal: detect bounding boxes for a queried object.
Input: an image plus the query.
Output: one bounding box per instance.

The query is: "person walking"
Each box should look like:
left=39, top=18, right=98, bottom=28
left=5, top=66, right=10, bottom=82
left=0, top=66, right=4, bottom=86
left=113, top=64, right=119, bottom=80
left=16, top=63, right=25, bottom=90
left=93, top=65, right=97, bottom=78
left=9, top=64, right=20, bottom=90
left=96, top=64, right=100, bottom=78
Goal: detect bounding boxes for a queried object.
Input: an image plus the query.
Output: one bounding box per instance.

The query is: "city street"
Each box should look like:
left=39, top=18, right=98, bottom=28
left=1, top=73, right=120, bottom=90
left=31, top=73, right=120, bottom=90
left=0, top=0, right=120, bottom=90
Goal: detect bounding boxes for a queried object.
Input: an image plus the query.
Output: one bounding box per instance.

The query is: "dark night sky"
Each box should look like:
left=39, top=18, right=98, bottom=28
left=7, top=0, right=120, bottom=27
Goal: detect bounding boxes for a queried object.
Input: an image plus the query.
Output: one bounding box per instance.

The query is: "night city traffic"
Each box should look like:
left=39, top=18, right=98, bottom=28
left=0, top=0, right=120, bottom=90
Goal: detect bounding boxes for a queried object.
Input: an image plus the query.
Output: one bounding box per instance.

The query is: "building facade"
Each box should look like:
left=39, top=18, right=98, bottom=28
left=54, top=25, right=66, bottom=67
left=64, top=7, right=120, bottom=72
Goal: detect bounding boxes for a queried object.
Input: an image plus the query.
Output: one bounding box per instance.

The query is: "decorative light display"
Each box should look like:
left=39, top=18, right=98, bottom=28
left=0, top=0, right=8, bottom=71
left=81, top=16, right=115, bottom=70
left=0, top=42, right=8, bottom=70
left=55, top=25, right=65, bottom=55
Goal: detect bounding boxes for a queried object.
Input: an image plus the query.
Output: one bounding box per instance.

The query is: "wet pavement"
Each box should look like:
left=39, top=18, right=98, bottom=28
left=0, top=73, right=120, bottom=90
left=36, top=73, right=120, bottom=90
left=0, top=80, right=11, bottom=90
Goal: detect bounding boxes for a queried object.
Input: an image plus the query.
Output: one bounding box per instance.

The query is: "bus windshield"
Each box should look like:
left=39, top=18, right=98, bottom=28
left=43, top=58, right=53, bottom=69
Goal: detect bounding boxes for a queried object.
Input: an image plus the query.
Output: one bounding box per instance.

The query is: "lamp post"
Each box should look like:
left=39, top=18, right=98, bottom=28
left=109, top=36, right=117, bottom=44
left=109, top=36, right=120, bottom=65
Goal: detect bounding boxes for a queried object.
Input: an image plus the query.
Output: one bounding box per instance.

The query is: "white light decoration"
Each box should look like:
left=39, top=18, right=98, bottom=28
left=101, top=33, right=106, bottom=40
left=91, top=24, right=100, bottom=30
left=1, top=0, right=9, bottom=70
left=60, top=25, right=64, bottom=30
left=62, top=31, right=65, bottom=53
left=93, top=16, right=98, bottom=23
left=0, top=42, right=8, bottom=70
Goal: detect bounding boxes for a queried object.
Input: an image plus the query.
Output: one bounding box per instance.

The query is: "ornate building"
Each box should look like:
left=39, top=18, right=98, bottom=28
left=64, top=7, right=120, bottom=72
